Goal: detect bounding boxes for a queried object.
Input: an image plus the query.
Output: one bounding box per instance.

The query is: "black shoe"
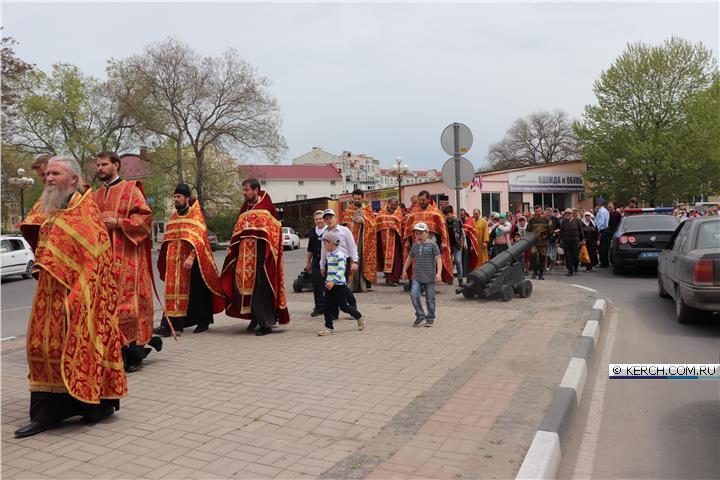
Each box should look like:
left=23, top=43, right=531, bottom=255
left=193, top=324, right=209, bottom=333
left=148, top=336, right=163, bottom=352
left=255, top=326, right=272, bottom=336
left=124, top=363, right=139, bottom=373
left=153, top=327, right=175, bottom=338
left=310, top=309, right=323, bottom=317
left=143, top=347, right=152, bottom=356
left=531, top=273, right=538, bottom=279
left=83, top=405, right=115, bottom=425
left=246, top=323, right=258, bottom=332
left=538, top=275, right=545, bottom=280
left=566, top=271, right=574, bottom=276
left=14, top=421, right=61, bottom=438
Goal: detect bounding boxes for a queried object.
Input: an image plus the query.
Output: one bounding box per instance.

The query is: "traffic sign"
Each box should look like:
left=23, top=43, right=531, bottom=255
left=441, top=156, right=475, bottom=190
left=440, top=123, right=473, bottom=156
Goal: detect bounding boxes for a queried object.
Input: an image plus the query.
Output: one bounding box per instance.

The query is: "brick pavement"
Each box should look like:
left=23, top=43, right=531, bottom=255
left=2, top=281, right=594, bottom=479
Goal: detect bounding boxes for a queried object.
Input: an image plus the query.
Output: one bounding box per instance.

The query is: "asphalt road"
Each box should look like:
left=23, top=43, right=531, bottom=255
left=552, top=265, right=720, bottom=480
left=1, top=243, right=311, bottom=339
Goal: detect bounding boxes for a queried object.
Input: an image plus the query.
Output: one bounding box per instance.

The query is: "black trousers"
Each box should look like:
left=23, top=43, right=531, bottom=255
left=29, top=392, right=118, bottom=425
left=324, top=284, right=361, bottom=330
left=564, top=242, right=580, bottom=273
left=599, top=229, right=612, bottom=267
left=311, top=259, right=325, bottom=312
left=249, top=241, right=276, bottom=330
left=121, top=341, right=149, bottom=368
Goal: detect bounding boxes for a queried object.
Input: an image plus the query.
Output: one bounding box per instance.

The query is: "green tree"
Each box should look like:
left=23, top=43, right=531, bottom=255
left=5, top=63, right=135, bottom=163
left=575, top=37, right=719, bottom=205
left=108, top=38, right=286, bottom=217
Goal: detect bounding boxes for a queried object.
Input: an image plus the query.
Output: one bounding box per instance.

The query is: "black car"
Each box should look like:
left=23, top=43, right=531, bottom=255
left=610, top=210, right=680, bottom=274
left=658, top=216, right=720, bottom=323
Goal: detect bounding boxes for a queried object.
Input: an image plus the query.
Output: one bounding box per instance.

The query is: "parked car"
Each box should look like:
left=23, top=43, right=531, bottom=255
left=207, top=229, right=219, bottom=251
left=610, top=208, right=679, bottom=274
left=1, top=235, right=35, bottom=280
left=282, top=227, right=300, bottom=250
left=658, top=216, right=720, bottom=323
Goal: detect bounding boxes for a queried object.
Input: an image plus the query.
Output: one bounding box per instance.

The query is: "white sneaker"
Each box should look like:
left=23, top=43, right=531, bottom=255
left=317, top=329, right=334, bottom=336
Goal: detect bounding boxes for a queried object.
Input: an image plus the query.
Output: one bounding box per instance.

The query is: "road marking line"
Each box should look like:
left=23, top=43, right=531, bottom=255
left=1, top=337, right=18, bottom=342
left=571, top=284, right=597, bottom=293
left=0, top=306, right=32, bottom=313
left=571, top=310, right=619, bottom=479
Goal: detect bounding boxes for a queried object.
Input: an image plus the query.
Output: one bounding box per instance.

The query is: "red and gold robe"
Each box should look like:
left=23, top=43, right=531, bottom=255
left=403, top=205, right=454, bottom=283
left=462, top=220, right=481, bottom=273
left=221, top=191, right=289, bottom=324
left=25, top=189, right=127, bottom=403
left=342, top=203, right=377, bottom=285
left=158, top=200, right=225, bottom=317
left=376, top=207, right=405, bottom=281
left=94, top=180, right=154, bottom=346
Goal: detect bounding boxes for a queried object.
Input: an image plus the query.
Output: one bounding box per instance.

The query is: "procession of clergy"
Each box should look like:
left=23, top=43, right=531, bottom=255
left=13, top=152, right=487, bottom=439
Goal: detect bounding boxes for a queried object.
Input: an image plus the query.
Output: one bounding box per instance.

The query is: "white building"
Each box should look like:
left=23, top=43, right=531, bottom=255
left=292, top=147, right=380, bottom=192
left=243, top=164, right=344, bottom=203
left=378, top=168, right=442, bottom=189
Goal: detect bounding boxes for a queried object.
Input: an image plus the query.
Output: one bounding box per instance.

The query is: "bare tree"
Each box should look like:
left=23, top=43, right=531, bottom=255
left=109, top=38, right=287, bottom=214
left=487, top=109, right=580, bottom=169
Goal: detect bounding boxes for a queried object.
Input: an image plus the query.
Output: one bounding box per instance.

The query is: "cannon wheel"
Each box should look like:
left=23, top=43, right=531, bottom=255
left=462, top=288, right=475, bottom=299
left=499, top=285, right=514, bottom=302
left=517, top=280, right=533, bottom=298
left=292, top=277, right=303, bottom=293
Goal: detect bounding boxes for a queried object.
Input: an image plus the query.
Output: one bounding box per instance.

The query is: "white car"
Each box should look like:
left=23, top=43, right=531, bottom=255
left=282, top=227, right=300, bottom=250
left=1, top=235, right=35, bottom=280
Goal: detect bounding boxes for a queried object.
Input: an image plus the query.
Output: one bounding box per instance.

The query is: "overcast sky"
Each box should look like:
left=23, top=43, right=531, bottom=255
left=4, top=1, right=719, bottom=170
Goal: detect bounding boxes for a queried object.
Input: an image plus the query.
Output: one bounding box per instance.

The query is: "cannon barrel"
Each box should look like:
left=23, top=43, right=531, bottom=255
left=459, top=232, right=538, bottom=295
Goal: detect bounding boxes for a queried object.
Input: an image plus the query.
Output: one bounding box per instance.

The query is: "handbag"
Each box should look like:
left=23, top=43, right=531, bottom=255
left=580, top=244, right=591, bottom=264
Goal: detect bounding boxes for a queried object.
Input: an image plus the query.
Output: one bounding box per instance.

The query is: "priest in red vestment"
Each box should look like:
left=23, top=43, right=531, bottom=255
left=156, top=185, right=225, bottom=336
left=341, top=189, right=377, bottom=292
left=94, top=151, right=161, bottom=371
left=402, top=190, right=453, bottom=284
left=221, top=178, right=289, bottom=336
left=376, top=198, right=404, bottom=286
left=15, top=156, right=127, bottom=438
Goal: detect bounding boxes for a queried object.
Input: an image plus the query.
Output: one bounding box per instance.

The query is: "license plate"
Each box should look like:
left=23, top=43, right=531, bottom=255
left=640, top=252, right=659, bottom=258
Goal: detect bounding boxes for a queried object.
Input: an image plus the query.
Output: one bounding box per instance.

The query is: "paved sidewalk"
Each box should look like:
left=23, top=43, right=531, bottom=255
left=2, top=281, right=594, bottom=479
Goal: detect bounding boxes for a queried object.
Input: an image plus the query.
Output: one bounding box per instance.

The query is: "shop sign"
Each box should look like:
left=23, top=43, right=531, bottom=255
left=509, top=171, right=584, bottom=192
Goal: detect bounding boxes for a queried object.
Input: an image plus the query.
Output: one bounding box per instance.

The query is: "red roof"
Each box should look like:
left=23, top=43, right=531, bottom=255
left=242, top=164, right=342, bottom=180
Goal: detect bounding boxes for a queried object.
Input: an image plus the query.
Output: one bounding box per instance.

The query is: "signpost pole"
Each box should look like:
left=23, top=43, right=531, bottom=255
left=453, top=123, right=461, bottom=211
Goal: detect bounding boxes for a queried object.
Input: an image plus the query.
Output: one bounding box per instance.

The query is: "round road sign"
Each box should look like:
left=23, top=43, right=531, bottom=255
left=441, top=156, right=475, bottom=190
left=440, top=123, right=473, bottom=156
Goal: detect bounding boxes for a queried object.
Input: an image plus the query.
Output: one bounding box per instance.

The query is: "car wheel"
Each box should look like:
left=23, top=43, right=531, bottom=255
left=675, top=286, right=701, bottom=324
left=23, top=260, right=34, bottom=279
left=657, top=276, right=670, bottom=299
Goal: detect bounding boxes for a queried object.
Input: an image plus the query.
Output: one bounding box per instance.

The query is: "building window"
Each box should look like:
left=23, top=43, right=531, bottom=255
left=296, top=194, right=307, bottom=200
left=532, top=193, right=571, bottom=211
left=330, top=180, right=336, bottom=186
left=481, top=193, right=501, bottom=216
left=260, top=179, right=267, bottom=186
left=330, top=194, right=337, bottom=199
left=298, top=181, right=304, bottom=186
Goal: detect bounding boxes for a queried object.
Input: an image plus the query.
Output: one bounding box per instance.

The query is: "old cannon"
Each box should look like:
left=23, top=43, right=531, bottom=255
left=457, top=232, right=537, bottom=302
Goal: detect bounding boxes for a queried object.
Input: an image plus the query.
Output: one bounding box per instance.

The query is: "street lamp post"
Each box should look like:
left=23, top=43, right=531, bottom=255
left=393, top=156, right=409, bottom=202
left=9, top=168, right=35, bottom=221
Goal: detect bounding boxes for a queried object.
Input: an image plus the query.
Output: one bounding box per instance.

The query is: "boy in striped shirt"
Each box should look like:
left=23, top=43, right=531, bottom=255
left=319, top=231, right=364, bottom=336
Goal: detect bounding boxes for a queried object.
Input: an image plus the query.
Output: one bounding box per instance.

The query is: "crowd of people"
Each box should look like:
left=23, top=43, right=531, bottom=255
left=12, top=151, right=720, bottom=439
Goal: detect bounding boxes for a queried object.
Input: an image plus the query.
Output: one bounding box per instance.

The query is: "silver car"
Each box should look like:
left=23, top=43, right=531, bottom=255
left=658, top=216, right=720, bottom=323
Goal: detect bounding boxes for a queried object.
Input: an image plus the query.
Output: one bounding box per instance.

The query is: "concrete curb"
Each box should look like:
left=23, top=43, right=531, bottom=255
left=516, top=292, right=607, bottom=480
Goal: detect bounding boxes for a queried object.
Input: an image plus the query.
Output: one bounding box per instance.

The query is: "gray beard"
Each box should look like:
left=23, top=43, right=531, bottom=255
left=41, top=185, right=76, bottom=214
